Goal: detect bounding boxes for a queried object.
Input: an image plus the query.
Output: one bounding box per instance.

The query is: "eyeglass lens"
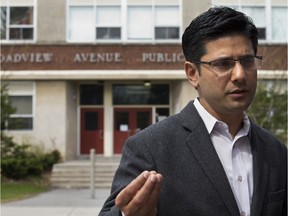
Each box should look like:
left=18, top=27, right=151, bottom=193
left=211, top=57, right=261, bottom=73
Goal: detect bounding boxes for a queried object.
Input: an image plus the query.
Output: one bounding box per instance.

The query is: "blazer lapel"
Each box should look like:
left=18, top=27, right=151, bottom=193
left=180, top=102, right=240, bottom=215
left=250, top=125, right=269, bottom=216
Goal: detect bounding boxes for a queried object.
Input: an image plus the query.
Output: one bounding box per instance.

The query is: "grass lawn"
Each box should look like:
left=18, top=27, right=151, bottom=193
left=1, top=175, right=51, bottom=203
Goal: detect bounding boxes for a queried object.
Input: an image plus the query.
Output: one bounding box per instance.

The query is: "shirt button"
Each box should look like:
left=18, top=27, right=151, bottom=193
left=241, top=211, right=246, bottom=216
left=238, top=176, right=243, bottom=182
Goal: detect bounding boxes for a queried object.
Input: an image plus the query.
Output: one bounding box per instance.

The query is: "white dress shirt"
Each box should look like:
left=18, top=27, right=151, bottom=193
left=194, top=99, right=253, bottom=216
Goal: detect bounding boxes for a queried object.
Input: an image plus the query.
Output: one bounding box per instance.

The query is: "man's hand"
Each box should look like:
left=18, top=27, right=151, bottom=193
left=115, top=170, right=163, bottom=216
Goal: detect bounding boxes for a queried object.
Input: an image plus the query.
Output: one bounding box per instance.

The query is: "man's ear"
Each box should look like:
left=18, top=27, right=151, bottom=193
left=184, top=61, right=199, bottom=88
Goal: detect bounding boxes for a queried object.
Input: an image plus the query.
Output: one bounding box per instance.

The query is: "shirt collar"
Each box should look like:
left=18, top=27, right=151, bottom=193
left=193, top=98, right=218, bottom=134
left=193, top=98, right=250, bottom=136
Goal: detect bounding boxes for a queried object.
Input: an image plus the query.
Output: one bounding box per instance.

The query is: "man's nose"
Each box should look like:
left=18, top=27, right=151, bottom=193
left=231, top=61, right=247, bottom=81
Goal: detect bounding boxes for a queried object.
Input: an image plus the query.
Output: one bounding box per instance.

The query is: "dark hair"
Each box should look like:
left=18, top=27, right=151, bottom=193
left=182, top=6, right=258, bottom=62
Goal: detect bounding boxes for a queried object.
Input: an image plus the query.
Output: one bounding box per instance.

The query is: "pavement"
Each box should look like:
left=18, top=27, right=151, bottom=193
left=1, top=188, right=111, bottom=216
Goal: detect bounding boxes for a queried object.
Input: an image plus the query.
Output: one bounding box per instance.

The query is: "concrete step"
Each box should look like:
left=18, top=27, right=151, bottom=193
left=51, top=157, right=121, bottom=189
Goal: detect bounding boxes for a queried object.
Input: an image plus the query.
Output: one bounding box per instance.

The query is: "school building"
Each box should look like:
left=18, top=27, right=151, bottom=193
left=1, top=0, right=287, bottom=160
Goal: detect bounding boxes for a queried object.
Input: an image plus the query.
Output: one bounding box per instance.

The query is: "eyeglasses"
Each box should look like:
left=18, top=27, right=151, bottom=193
left=190, top=56, right=263, bottom=74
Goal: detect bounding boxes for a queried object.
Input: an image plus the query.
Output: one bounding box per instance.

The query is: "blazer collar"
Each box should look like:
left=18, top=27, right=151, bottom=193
left=249, top=123, right=269, bottom=216
left=180, top=101, right=240, bottom=215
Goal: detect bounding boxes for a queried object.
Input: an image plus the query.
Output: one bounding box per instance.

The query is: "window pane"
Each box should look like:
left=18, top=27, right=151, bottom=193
left=85, top=112, right=98, bottom=131
left=257, top=27, right=266, bottom=40
left=128, top=6, right=153, bottom=39
left=80, top=84, right=103, bottom=105
left=9, top=27, right=33, bottom=39
left=272, top=7, right=287, bottom=42
left=96, top=27, right=121, bottom=39
left=69, top=6, right=94, bottom=41
left=1, top=7, right=7, bottom=39
left=8, top=117, right=33, bottom=130
left=115, top=112, right=129, bottom=130
left=155, top=6, right=179, bottom=26
left=96, top=6, right=121, bottom=25
left=136, top=112, right=150, bottom=130
left=155, top=27, right=179, bottom=39
left=113, top=84, right=169, bottom=105
left=10, top=7, right=33, bottom=25
left=9, top=96, right=32, bottom=114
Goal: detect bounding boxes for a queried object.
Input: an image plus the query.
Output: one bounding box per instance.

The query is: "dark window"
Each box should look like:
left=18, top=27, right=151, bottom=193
left=115, top=112, right=129, bottom=130
left=8, top=117, right=33, bottom=130
left=10, top=7, right=33, bottom=25
left=1, top=7, right=7, bottom=39
left=136, top=112, right=150, bottom=130
left=9, top=27, right=33, bottom=39
left=155, top=27, right=179, bottom=39
left=96, top=27, right=121, bottom=39
left=155, top=108, right=169, bottom=122
left=113, top=84, right=169, bottom=105
left=257, top=27, right=266, bottom=40
left=80, top=84, right=103, bottom=105
left=85, top=112, right=98, bottom=131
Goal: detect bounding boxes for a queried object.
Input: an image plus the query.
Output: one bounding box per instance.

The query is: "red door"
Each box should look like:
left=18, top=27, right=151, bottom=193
left=114, top=108, right=152, bottom=154
left=80, top=108, right=103, bottom=154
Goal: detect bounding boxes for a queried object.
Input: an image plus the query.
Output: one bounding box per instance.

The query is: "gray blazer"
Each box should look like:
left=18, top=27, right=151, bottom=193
left=99, top=101, right=287, bottom=216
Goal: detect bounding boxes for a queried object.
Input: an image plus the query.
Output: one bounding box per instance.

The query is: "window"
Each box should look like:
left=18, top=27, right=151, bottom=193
left=69, top=6, right=94, bottom=42
left=272, top=7, right=287, bottom=42
left=80, top=84, right=104, bottom=105
left=67, top=1, right=181, bottom=43
left=1, top=6, right=35, bottom=41
left=127, top=5, right=180, bottom=41
left=155, top=6, right=179, bottom=39
left=127, top=6, right=153, bottom=40
left=96, top=6, right=121, bottom=40
left=4, top=81, right=34, bottom=130
left=113, top=84, right=169, bottom=105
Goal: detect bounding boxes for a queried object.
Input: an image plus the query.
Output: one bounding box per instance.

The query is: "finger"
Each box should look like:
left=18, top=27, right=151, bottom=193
left=126, top=173, right=162, bottom=213
left=145, top=173, right=163, bottom=208
left=126, top=173, right=163, bottom=215
left=115, top=171, right=150, bottom=208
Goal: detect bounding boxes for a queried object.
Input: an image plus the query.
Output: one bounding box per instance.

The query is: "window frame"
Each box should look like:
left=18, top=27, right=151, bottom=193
left=0, top=0, right=37, bottom=44
left=5, top=81, right=35, bottom=131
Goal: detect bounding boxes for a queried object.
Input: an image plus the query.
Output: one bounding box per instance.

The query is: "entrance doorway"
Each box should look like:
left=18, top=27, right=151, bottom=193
left=114, top=108, right=152, bottom=154
left=80, top=108, right=104, bottom=154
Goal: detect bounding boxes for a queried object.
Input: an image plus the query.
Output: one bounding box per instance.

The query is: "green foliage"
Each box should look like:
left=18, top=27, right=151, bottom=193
left=247, top=82, right=287, bottom=144
left=1, top=83, right=16, bottom=130
left=1, top=136, right=62, bottom=180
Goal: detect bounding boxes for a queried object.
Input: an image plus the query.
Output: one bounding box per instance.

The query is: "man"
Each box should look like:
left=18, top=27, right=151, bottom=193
left=99, top=6, right=287, bottom=216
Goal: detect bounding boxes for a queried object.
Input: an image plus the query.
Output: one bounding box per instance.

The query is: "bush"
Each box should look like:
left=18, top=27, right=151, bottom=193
left=1, top=133, right=62, bottom=180
left=1, top=157, right=43, bottom=180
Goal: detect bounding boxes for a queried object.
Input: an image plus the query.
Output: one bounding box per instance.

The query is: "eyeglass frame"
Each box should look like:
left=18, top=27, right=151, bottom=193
left=189, top=55, right=263, bottom=74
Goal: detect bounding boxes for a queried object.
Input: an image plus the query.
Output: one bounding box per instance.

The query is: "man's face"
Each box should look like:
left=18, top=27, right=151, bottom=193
left=194, top=35, right=257, bottom=119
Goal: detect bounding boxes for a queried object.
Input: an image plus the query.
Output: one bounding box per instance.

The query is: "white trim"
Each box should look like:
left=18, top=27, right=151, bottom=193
left=0, top=70, right=188, bottom=80
left=1, top=70, right=287, bottom=80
